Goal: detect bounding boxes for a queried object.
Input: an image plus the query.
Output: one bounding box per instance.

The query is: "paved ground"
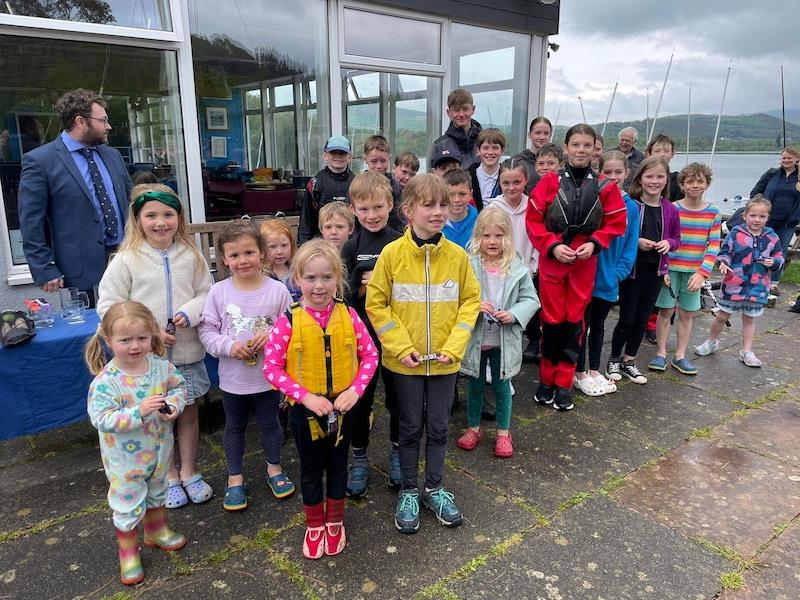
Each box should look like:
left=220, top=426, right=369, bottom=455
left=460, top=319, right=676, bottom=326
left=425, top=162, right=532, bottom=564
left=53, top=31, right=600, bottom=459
left=2, top=288, right=799, bottom=600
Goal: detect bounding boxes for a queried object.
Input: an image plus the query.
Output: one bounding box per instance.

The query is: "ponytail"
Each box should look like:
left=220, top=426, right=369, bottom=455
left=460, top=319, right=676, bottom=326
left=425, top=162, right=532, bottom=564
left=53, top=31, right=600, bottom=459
left=84, top=331, right=108, bottom=376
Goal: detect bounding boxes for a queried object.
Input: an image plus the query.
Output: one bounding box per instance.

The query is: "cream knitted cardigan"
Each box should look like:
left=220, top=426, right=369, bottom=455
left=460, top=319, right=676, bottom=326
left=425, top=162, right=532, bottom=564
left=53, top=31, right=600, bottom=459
left=97, top=241, right=212, bottom=366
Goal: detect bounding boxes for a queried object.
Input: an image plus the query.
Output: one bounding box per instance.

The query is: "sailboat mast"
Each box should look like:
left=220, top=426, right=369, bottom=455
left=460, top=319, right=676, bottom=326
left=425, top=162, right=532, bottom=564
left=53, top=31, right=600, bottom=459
left=601, top=82, right=618, bottom=138
left=710, top=60, right=733, bottom=168
left=648, top=49, right=675, bottom=142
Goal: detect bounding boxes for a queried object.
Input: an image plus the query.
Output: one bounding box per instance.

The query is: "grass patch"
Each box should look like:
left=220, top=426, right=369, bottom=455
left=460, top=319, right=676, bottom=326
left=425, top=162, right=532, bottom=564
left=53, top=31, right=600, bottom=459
left=599, top=475, right=626, bottom=496
left=169, top=551, right=193, bottom=576
left=764, top=327, right=783, bottom=335
left=557, top=491, right=592, bottom=512
left=773, top=522, right=790, bottom=536
left=720, top=571, right=744, bottom=590
left=780, top=262, right=800, bottom=284
left=690, top=426, right=713, bottom=439
left=267, top=549, right=321, bottom=600
left=100, top=593, right=136, bottom=600
left=0, top=501, right=106, bottom=544
left=696, top=537, right=761, bottom=572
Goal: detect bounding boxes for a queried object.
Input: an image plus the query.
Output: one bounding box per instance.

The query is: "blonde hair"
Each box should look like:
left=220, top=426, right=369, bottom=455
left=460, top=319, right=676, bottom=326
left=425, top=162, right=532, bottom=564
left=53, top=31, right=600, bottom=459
left=290, top=238, right=347, bottom=299
left=349, top=170, right=393, bottom=205
left=467, top=208, right=516, bottom=275
left=746, top=193, right=772, bottom=215
left=260, top=218, right=297, bottom=273
left=401, top=173, right=451, bottom=216
left=628, top=156, right=670, bottom=200
left=84, top=301, right=164, bottom=375
left=121, top=183, right=206, bottom=273
left=319, top=201, right=355, bottom=230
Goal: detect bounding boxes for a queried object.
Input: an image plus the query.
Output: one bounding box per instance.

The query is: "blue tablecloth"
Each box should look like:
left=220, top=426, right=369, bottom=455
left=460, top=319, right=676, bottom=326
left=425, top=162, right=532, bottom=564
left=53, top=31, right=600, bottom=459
left=0, top=309, right=100, bottom=440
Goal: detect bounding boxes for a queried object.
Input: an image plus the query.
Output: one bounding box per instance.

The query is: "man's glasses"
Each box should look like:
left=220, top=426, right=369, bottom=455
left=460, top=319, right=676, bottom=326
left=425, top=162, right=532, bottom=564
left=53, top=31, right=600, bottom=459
left=84, top=116, right=110, bottom=126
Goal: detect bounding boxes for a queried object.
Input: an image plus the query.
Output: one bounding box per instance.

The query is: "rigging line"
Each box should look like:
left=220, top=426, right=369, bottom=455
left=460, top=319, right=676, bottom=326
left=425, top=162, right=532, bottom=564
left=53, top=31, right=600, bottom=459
left=648, top=49, right=675, bottom=142
left=709, top=60, right=733, bottom=168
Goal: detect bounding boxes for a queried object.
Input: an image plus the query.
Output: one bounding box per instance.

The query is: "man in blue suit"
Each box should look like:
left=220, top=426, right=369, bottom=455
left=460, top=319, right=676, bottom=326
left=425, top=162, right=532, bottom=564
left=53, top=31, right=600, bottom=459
left=18, top=89, right=133, bottom=303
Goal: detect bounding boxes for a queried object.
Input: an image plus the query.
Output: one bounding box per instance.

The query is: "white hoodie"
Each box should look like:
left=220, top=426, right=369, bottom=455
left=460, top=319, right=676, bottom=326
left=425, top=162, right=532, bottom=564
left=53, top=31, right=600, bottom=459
left=484, top=193, right=539, bottom=274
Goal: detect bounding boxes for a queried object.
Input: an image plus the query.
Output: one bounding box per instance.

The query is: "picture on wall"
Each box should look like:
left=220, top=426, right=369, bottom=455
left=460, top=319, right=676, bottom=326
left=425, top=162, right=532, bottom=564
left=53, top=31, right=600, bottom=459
left=210, top=136, right=227, bottom=158
left=206, top=107, right=228, bottom=130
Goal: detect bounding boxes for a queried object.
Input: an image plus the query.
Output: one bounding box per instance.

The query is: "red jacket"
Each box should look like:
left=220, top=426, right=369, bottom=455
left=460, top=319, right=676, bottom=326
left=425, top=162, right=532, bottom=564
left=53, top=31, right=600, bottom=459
left=526, top=171, right=627, bottom=272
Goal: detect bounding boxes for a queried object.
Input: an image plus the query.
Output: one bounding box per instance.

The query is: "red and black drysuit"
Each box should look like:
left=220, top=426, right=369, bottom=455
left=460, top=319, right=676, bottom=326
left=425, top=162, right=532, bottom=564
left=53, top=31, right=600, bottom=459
left=526, top=166, right=626, bottom=390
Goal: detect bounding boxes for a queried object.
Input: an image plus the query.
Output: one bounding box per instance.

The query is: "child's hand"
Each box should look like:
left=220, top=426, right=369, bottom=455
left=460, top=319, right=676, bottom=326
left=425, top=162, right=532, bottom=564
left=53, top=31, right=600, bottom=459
left=494, top=311, right=514, bottom=325
left=663, top=273, right=671, bottom=288
left=479, top=301, right=496, bottom=315
left=719, top=262, right=731, bottom=276
left=361, top=270, right=373, bottom=287
left=302, top=393, right=333, bottom=417
left=687, top=273, right=705, bottom=292
left=158, top=403, right=180, bottom=422
left=435, top=354, right=452, bottom=365
left=575, top=242, right=595, bottom=260
left=160, top=330, right=176, bottom=347
left=333, top=389, right=358, bottom=413
left=400, top=351, right=421, bottom=368
left=249, top=332, right=270, bottom=353
left=553, top=244, right=576, bottom=264
left=654, top=240, right=671, bottom=254
left=230, top=342, right=251, bottom=361
left=638, top=238, right=655, bottom=251
left=172, top=314, right=188, bottom=328
left=761, top=257, right=775, bottom=268
left=140, top=394, right=165, bottom=417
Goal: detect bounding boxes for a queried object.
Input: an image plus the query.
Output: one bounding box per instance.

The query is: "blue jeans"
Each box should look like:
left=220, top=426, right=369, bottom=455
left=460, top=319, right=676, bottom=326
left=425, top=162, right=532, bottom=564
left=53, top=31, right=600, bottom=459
left=769, top=222, right=796, bottom=282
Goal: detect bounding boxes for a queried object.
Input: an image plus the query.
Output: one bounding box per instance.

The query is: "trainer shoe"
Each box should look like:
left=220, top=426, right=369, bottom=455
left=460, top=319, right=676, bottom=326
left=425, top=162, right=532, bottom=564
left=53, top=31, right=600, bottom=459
left=394, top=489, right=420, bottom=534
left=421, top=487, right=463, bottom=527
left=671, top=357, right=698, bottom=375
left=534, top=382, right=555, bottom=405
left=621, top=360, right=647, bottom=384
left=346, top=457, right=370, bottom=498
left=648, top=355, right=667, bottom=371
left=694, top=339, right=720, bottom=356
left=552, top=387, right=574, bottom=411
left=606, top=358, right=623, bottom=381
left=739, top=350, right=762, bottom=368
left=388, top=446, right=402, bottom=488
left=788, top=297, right=800, bottom=314
left=645, top=329, right=657, bottom=344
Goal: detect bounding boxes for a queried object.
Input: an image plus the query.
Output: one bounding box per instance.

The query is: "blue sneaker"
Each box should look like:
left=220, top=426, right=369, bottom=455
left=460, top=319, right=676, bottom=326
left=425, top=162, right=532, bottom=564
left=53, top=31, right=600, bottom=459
left=395, top=489, right=420, bottom=534
left=346, top=457, right=370, bottom=498
left=671, top=356, right=698, bottom=375
left=648, top=355, right=667, bottom=371
left=421, top=487, right=463, bottom=527
left=388, top=446, right=402, bottom=488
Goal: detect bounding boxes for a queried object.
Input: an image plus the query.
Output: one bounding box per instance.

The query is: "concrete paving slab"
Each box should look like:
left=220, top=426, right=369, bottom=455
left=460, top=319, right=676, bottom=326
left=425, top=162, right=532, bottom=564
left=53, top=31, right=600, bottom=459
left=715, top=399, right=800, bottom=468
left=448, top=412, right=661, bottom=512
left=719, top=521, right=800, bottom=600
left=579, top=377, right=736, bottom=450
left=447, top=496, right=727, bottom=600
left=614, top=439, right=800, bottom=556
left=265, top=465, right=537, bottom=599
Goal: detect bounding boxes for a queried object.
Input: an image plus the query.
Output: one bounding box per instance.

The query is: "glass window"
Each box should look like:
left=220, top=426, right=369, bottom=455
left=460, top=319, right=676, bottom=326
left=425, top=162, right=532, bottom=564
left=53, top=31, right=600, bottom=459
left=0, top=35, right=187, bottom=267
left=451, top=24, right=531, bottom=155
left=343, top=8, right=441, bottom=65
left=1, top=0, right=171, bottom=30
left=342, top=69, right=441, bottom=172
left=189, top=0, right=330, bottom=219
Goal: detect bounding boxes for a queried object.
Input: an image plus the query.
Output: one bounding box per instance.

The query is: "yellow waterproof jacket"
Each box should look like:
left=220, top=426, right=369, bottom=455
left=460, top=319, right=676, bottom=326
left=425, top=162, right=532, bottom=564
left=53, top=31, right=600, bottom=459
left=366, top=229, right=480, bottom=376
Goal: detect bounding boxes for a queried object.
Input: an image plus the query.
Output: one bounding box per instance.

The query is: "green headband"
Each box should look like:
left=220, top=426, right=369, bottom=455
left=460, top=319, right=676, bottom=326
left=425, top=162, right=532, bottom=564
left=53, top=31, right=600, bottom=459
left=132, top=190, right=182, bottom=216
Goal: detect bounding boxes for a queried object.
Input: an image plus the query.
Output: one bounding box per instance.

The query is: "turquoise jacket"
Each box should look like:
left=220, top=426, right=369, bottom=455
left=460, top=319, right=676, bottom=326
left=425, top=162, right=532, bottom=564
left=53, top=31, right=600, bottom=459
left=460, top=253, right=539, bottom=380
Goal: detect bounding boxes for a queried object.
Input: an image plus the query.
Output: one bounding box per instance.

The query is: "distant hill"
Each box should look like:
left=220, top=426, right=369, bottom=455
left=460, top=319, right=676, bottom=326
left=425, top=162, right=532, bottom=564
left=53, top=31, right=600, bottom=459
left=555, top=112, right=800, bottom=152
left=763, top=109, right=800, bottom=127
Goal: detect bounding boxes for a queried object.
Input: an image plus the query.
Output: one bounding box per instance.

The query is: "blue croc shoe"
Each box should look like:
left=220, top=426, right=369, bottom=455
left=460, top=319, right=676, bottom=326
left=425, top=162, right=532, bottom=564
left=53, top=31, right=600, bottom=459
left=267, top=473, right=295, bottom=499
left=223, top=485, right=248, bottom=511
left=648, top=355, right=667, bottom=371
left=671, top=357, right=698, bottom=375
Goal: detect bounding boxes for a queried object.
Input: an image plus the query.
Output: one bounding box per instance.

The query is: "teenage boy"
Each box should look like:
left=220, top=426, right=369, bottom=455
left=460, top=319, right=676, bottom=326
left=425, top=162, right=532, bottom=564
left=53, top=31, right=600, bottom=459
left=298, top=135, right=355, bottom=244
left=642, top=134, right=684, bottom=342
left=442, top=169, right=477, bottom=249
left=468, top=128, right=505, bottom=211
left=363, top=134, right=404, bottom=230
left=393, top=151, right=419, bottom=190
left=429, top=88, right=482, bottom=171
left=649, top=163, right=721, bottom=375
left=432, top=149, right=462, bottom=178
left=341, top=171, right=403, bottom=497
left=319, top=200, right=355, bottom=250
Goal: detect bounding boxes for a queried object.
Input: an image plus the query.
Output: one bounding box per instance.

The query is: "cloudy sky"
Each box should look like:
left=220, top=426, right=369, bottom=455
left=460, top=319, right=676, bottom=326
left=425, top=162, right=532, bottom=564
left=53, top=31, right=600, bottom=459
left=544, top=0, right=800, bottom=125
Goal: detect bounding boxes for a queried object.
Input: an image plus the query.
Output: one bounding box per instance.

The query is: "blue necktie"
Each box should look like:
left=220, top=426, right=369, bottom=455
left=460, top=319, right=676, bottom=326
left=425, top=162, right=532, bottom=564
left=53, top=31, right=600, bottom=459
left=80, top=147, right=118, bottom=240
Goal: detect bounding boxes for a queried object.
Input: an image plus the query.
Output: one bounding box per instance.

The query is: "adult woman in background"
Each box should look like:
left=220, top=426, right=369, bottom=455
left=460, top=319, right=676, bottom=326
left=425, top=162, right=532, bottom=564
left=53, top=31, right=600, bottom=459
left=750, top=147, right=800, bottom=299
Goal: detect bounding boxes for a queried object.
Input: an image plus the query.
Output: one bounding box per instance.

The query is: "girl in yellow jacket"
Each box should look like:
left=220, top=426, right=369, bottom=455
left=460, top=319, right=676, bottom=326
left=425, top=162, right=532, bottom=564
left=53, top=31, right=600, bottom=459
left=366, top=174, right=480, bottom=535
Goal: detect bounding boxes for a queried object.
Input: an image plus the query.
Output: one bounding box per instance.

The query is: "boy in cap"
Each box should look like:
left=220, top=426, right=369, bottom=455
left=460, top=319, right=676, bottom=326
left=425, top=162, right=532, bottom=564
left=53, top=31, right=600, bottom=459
left=298, top=135, right=356, bottom=244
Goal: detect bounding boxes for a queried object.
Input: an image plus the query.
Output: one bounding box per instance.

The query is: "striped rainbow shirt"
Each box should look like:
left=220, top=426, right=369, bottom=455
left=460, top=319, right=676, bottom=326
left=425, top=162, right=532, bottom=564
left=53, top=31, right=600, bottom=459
left=668, top=202, right=721, bottom=277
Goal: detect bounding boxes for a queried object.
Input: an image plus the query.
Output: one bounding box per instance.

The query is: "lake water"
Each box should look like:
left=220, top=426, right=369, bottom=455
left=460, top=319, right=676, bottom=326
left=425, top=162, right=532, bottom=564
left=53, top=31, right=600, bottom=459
left=672, top=152, right=779, bottom=215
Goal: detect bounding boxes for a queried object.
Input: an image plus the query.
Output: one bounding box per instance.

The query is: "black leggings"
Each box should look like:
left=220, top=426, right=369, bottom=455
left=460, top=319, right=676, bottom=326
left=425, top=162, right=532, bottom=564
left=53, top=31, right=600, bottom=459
left=290, top=403, right=351, bottom=506
left=349, top=365, right=399, bottom=449
left=576, top=297, right=614, bottom=372
left=610, top=263, right=662, bottom=358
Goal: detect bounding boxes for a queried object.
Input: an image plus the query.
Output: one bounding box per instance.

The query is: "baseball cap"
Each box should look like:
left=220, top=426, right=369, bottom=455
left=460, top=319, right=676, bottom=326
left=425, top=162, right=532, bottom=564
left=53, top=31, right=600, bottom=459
left=432, top=147, right=462, bottom=168
left=324, top=135, right=352, bottom=154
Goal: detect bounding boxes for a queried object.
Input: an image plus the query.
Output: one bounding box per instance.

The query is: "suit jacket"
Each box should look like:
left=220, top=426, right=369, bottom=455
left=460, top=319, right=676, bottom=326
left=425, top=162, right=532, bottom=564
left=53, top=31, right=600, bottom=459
left=18, top=135, right=133, bottom=290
